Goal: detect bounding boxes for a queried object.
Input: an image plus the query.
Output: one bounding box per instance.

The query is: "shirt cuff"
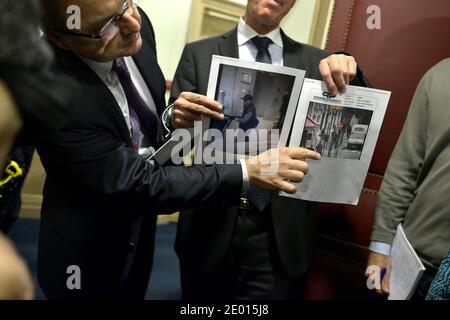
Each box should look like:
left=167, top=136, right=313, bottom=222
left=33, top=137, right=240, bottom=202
left=369, top=241, right=392, bottom=256
left=239, top=158, right=249, bottom=195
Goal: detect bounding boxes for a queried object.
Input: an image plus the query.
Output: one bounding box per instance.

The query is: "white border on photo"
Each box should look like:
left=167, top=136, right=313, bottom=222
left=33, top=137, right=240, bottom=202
left=195, top=55, right=306, bottom=163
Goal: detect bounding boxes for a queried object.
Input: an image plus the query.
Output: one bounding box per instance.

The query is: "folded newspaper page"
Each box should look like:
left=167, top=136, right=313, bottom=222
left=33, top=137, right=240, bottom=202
left=281, top=79, right=391, bottom=205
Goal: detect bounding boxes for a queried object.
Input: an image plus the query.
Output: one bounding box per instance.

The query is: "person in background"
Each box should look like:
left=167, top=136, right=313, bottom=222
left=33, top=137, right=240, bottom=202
left=0, top=0, right=74, bottom=299
left=366, top=59, right=450, bottom=299
left=237, top=94, right=259, bottom=131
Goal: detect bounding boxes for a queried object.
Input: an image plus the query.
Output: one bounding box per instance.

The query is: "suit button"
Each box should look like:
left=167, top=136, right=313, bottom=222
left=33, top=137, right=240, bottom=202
left=128, top=242, right=136, bottom=253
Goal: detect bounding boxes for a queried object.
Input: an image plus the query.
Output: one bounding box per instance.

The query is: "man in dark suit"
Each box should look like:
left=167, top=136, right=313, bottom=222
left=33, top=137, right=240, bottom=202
left=36, top=0, right=318, bottom=299
left=237, top=94, right=259, bottom=131
left=170, top=0, right=369, bottom=299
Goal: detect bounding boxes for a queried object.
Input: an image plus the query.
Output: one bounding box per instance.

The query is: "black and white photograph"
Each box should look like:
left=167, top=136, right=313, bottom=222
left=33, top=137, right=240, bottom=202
left=300, top=102, right=373, bottom=160
left=285, top=78, right=391, bottom=205
left=212, top=64, right=295, bottom=133
left=201, top=55, right=305, bottom=157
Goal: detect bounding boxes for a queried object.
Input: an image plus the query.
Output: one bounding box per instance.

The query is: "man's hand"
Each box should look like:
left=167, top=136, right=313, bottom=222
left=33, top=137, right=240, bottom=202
left=319, top=54, right=357, bottom=95
left=0, top=232, right=34, bottom=300
left=170, top=92, right=224, bottom=128
left=365, top=252, right=392, bottom=295
left=245, top=147, right=321, bottom=193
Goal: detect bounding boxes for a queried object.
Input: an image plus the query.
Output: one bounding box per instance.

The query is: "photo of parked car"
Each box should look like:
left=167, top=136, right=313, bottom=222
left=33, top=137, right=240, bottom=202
left=347, top=124, right=368, bottom=150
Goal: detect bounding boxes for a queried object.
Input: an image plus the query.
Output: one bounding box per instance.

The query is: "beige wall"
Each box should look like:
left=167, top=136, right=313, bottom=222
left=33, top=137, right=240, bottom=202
left=20, top=154, right=45, bottom=219
left=281, top=0, right=318, bottom=44
left=140, top=0, right=193, bottom=81
left=140, top=0, right=322, bottom=80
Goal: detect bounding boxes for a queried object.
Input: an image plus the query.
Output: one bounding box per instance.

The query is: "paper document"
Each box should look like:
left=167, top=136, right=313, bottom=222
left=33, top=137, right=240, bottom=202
left=389, top=224, right=426, bottom=300
left=281, top=79, right=391, bottom=204
left=196, top=55, right=305, bottom=163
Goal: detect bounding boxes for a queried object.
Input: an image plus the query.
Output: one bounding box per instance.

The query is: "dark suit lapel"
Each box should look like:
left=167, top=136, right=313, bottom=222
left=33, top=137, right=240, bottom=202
left=54, top=47, right=132, bottom=145
left=133, top=40, right=166, bottom=116
left=219, top=28, right=239, bottom=58
left=281, top=29, right=301, bottom=69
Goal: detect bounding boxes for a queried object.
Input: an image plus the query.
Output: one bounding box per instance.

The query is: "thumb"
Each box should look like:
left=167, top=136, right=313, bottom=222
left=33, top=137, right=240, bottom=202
left=381, top=267, right=391, bottom=294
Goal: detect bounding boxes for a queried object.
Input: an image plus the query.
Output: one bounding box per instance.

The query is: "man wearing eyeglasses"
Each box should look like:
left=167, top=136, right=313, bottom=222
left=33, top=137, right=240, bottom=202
left=36, top=0, right=319, bottom=299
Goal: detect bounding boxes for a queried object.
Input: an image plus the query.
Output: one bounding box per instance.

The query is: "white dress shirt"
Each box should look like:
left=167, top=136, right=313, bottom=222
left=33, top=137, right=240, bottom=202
left=80, top=56, right=159, bottom=136
left=237, top=17, right=284, bottom=66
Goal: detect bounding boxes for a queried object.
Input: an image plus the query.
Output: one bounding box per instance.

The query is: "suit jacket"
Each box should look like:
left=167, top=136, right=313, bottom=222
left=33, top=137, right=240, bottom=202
left=36, top=11, right=243, bottom=299
left=170, top=28, right=368, bottom=277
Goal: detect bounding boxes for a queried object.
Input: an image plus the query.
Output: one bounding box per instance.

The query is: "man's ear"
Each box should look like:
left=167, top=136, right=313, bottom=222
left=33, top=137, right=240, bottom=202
left=44, top=31, right=72, bottom=50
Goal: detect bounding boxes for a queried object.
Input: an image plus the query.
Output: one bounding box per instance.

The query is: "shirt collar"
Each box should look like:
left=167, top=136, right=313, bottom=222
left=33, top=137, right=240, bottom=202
left=79, top=57, right=114, bottom=83
left=237, top=16, right=283, bottom=48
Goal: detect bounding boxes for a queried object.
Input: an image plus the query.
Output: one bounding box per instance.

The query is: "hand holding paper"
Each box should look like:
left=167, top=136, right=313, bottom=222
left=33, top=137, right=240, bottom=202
left=319, top=54, right=358, bottom=95
left=171, top=91, right=224, bottom=128
left=366, top=252, right=392, bottom=295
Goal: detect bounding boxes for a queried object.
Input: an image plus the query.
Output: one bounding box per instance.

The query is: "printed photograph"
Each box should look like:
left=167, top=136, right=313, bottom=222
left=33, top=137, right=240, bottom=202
left=300, top=102, right=373, bottom=160
left=209, top=64, right=296, bottom=154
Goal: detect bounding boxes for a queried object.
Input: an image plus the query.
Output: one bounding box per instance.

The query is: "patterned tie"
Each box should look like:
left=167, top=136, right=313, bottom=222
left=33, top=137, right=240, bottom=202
left=246, top=36, right=274, bottom=211
left=426, top=249, right=450, bottom=300
left=251, top=36, right=273, bottom=64
left=112, top=57, right=158, bottom=150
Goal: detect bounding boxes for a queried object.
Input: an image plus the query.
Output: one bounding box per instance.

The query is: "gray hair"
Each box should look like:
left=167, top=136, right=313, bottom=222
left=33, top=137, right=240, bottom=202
left=0, top=0, right=53, bottom=71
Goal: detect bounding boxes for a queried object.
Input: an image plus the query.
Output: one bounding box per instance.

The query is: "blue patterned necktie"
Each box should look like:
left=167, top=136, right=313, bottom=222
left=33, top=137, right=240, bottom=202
left=246, top=36, right=274, bottom=211
left=113, top=57, right=158, bottom=151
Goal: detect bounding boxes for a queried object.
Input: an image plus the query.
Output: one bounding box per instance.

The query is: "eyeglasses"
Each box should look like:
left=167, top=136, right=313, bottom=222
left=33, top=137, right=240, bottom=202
left=61, top=0, right=140, bottom=40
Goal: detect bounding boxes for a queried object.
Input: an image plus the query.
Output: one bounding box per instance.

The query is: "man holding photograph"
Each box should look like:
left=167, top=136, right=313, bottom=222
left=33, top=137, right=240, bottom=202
left=35, top=0, right=321, bottom=299
left=170, top=0, right=369, bottom=299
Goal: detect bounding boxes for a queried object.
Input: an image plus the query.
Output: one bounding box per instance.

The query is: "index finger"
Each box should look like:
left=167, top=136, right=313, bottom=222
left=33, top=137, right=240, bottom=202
left=180, top=92, right=223, bottom=113
left=319, top=60, right=338, bottom=96
left=347, top=57, right=357, bottom=81
left=287, top=147, right=321, bottom=160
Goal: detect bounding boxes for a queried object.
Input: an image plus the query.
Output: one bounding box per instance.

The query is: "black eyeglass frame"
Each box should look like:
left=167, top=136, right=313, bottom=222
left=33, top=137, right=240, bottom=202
left=60, top=0, right=137, bottom=39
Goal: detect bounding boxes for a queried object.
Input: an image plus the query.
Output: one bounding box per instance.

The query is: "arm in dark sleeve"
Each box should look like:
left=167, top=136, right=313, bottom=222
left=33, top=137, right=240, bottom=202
left=169, top=44, right=199, bottom=104
left=37, top=114, right=242, bottom=215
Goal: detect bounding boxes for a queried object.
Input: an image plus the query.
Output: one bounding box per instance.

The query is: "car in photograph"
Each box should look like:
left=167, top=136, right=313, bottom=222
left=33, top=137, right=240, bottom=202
left=347, top=132, right=366, bottom=150
left=347, top=124, right=368, bottom=150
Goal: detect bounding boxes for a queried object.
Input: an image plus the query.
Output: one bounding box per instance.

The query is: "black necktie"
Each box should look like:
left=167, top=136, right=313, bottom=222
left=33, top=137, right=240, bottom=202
left=251, top=36, right=273, bottom=64
left=112, top=57, right=158, bottom=150
left=246, top=36, right=274, bottom=211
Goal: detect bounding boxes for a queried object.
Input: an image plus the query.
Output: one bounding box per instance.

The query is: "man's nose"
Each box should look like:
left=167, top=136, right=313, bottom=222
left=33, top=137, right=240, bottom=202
left=118, top=11, right=141, bottom=35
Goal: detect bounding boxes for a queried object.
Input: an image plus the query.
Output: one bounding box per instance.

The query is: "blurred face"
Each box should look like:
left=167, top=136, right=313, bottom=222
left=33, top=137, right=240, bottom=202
left=245, top=0, right=296, bottom=34
left=56, top=0, right=142, bottom=62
